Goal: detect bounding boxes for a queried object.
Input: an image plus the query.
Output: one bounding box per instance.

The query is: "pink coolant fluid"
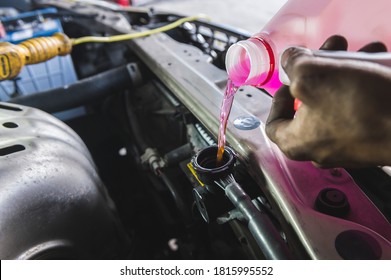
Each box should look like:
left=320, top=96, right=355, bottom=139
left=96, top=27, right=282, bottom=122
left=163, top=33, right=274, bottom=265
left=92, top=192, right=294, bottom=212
left=216, top=79, right=237, bottom=165
left=216, top=70, right=280, bottom=165
left=218, top=0, right=391, bottom=162
left=218, top=0, right=391, bottom=164
left=225, top=0, right=391, bottom=93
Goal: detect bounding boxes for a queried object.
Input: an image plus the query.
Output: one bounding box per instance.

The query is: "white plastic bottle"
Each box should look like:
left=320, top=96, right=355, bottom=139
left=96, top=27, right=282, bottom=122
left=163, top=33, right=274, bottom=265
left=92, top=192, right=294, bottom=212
left=225, top=0, right=391, bottom=94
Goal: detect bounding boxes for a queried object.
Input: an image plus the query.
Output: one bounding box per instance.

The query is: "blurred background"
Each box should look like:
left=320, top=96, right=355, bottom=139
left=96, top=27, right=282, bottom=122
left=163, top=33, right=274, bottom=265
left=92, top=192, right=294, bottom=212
left=126, top=0, right=288, bottom=34
left=0, top=0, right=288, bottom=34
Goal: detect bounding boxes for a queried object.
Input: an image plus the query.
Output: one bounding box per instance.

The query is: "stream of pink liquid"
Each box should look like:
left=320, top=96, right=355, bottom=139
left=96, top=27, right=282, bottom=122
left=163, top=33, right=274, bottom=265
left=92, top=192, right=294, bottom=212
left=216, top=79, right=237, bottom=165
left=216, top=71, right=281, bottom=166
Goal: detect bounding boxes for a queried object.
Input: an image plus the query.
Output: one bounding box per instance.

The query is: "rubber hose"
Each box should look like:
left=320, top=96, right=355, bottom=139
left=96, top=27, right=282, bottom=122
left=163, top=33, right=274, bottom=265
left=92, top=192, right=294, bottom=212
left=124, top=90, right=148, bottom=152
left=9, top=65, right=134, bottom=113
left=225, top=181, right=293, bottom=259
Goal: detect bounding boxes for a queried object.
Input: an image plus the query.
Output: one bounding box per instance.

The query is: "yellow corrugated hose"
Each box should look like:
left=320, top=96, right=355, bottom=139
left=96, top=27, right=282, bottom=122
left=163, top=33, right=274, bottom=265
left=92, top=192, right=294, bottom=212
left=0, top=14, right=210, bottom=81
left=71, top=14, right=210, bottom=45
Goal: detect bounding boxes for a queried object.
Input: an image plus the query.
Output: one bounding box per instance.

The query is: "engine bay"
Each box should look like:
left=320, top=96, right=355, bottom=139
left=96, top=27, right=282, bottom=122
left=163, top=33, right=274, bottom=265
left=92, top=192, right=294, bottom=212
left=0, top=0, right=390, bottom=260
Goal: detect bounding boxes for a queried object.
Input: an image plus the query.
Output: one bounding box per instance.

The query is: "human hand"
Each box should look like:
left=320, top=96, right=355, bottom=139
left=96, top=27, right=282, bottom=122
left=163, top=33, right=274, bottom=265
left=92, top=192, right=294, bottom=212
left=265, top=35, right=391, bottom=168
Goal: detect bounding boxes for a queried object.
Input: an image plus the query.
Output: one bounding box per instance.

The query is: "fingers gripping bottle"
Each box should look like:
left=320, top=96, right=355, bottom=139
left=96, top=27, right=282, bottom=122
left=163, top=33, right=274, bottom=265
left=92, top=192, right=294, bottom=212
left=225, top=0, right=391, bottom=94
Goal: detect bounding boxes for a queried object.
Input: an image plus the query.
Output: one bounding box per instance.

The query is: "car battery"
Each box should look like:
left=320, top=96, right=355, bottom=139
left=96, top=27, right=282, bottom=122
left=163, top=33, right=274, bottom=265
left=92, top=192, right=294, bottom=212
left=0, top=7, right=84, bottom=120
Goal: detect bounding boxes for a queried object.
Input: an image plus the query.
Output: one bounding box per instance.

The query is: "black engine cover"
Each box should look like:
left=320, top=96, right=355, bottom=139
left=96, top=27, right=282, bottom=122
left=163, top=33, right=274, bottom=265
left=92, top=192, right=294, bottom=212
left=0, top=102, right=129, bottom=259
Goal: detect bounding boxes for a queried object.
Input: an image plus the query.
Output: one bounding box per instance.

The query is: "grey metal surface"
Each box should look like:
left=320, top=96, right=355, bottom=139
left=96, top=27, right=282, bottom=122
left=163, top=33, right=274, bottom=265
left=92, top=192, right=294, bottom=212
left=0, top=102, right=129, bottom=259
left=225, top=177, right=292, bottom=259
left=129, top=32, right=391, bottom=259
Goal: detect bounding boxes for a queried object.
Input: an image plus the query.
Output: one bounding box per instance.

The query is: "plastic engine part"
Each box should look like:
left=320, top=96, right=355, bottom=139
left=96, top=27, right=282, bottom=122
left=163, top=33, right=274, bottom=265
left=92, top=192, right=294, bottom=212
left=0, top=102, right=130, bottom=259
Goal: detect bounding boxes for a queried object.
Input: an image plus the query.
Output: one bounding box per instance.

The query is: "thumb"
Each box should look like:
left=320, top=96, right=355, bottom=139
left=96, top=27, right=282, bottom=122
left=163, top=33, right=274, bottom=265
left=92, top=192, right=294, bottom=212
left=280, top=46, right=313, bottom=83
left=280, top=35, right=348, bottom=83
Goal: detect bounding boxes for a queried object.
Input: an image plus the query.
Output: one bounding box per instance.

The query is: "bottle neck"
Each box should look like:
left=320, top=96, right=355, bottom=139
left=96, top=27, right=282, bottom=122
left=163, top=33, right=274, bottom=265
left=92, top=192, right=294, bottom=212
left=225, top=36, right=275, bottom=87
left=253, top=37, right=275, bottom=87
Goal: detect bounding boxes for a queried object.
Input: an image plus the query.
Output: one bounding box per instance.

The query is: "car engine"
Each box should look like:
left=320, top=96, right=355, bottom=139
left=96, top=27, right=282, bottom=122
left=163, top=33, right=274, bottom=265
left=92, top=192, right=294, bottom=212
left=0, top=0, right=390, bottom=260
